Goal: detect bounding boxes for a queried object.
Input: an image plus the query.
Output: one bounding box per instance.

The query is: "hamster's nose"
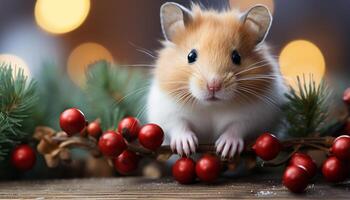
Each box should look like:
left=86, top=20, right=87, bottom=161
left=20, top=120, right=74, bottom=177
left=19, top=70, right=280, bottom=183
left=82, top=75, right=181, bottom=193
left=207, top=80, right=222, bottom=93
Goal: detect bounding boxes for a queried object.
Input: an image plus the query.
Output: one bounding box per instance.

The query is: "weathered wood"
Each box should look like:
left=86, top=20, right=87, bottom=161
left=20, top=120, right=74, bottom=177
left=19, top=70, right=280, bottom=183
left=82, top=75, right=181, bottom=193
left=0, top=174, right=349, bottom=199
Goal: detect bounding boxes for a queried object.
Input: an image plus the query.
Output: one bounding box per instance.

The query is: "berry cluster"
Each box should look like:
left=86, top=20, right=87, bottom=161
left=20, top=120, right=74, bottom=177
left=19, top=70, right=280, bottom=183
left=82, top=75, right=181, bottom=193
left=43, top=105, right=350, bottom=193
left=323, top=135, right=350, bottom=182
left=252, top=132, right=350, bottom=193
left=59, top=108, right=164, bottom=175
left=172, top=155, right=221, bottom=184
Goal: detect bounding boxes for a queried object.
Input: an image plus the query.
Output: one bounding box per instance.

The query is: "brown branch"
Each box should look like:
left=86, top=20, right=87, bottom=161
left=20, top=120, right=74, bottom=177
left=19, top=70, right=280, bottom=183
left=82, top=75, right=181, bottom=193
left=46, top=132, right=335, bottom=158
left=262, top=144, right=302, bottom=167
left=34, top=126, right=337, bottom=168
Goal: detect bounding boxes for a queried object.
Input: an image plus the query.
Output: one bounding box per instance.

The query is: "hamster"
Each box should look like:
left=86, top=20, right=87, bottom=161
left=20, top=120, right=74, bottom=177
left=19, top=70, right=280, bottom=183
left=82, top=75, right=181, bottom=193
left=147, top=2, right=287, bottom=158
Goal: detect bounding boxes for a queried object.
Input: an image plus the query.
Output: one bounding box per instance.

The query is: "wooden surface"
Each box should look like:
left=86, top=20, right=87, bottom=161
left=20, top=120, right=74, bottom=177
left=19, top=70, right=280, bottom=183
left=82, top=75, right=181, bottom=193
left=0, top=174, right=350, bottom=199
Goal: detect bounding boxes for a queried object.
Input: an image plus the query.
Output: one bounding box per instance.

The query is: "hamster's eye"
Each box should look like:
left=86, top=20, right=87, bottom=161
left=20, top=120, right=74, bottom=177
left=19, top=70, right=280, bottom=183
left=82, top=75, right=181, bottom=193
left=187, top=49, right=197, bottom=64
left=231, top=50, right=241, bottom=65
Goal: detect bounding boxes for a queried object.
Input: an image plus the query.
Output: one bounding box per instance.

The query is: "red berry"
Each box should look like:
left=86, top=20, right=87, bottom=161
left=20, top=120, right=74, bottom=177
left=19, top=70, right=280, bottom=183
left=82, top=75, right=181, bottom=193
left=11, top=144, right=36, bottom=171
left=172, top=157, right=196, bottom=184
left=195, top=155, right=221, bottom=183
left=253, top=133, right=281, bottom=161
left=322, top=156, right=346, bottom=182
left=289, top=153, right=317, bottom=178
left=331, top=135, right=350, bottom=161
left=114, top=150, right=139, bottom=175
left=118, top=117, right=141, bottom=141
left=59, top=108, right=86, bottom=136
left=98, top=131, right=126, bottom=157
left=282, top=165, right=309, bottom=193
left=138, top=124, right=164, bottom=151
left=343, top=88, right=350, bottom=105
left=87, top=121, right=102, bottom=138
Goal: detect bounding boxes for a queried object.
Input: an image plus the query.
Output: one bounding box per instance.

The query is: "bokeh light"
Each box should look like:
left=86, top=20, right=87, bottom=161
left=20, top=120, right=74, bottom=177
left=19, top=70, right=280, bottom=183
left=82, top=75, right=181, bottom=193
left=229, top=0, right=275, bottom=14
left=279, top=40, right=326, bottom=89
left=35, top=0, right=90, bottom=34
left=67, top=42, right=114, bottom=87
left=0, top=54, right=31, bottom=78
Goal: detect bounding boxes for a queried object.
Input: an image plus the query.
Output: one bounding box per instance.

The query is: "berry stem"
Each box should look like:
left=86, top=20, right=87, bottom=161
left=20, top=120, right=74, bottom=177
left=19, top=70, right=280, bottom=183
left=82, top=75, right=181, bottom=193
left=262, top=144, right=302, bottom=167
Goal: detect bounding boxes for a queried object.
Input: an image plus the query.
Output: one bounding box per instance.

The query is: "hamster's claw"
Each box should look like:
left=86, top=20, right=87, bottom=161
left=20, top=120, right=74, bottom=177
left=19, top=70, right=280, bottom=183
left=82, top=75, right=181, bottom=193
left=215, top=133, right=244, bottom=159
left=170, top=131, right=198, bottom=156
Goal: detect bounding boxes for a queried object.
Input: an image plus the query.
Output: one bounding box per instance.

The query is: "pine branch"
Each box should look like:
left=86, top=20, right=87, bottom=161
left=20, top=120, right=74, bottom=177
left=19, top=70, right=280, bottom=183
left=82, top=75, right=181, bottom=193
left=85, top=61, right=149, bottom=130
left=283, top=75, right=330, bottom=137
left=0, top=64, right=38, bottom=160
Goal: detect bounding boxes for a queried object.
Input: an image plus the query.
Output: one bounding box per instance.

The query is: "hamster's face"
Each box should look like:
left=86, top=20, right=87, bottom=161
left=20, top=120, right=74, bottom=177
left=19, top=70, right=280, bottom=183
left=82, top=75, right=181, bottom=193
left=156, top=5, right=275, bottom=106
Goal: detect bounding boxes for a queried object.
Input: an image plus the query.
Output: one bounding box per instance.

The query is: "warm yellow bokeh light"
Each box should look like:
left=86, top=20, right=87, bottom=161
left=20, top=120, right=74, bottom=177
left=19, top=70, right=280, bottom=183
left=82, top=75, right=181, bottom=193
left=0, top=54, right=31, bottom=78
left=230, top=0, right=275, bottom=14
left=279, top=40, right=326, bottom=89
left=67, top=42, right=114, bottom=87
left=35, top=0, right=90, bottom=34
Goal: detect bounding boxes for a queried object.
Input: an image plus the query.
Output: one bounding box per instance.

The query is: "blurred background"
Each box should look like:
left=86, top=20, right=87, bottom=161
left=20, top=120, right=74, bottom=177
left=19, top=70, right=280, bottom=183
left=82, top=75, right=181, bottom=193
left=1, top=0, right=350, bottom=179
left=1, top=0, right=350, bottom=89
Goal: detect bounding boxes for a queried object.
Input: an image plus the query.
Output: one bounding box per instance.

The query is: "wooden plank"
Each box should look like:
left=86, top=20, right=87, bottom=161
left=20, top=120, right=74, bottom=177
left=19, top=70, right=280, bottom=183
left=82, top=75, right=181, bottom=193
left=0, top=175, right=349, bottom=199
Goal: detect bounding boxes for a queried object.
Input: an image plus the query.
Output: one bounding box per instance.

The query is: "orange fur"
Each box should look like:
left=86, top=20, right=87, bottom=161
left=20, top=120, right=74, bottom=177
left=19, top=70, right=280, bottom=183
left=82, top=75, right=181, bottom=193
left=155, top=5, right=275, bottom=105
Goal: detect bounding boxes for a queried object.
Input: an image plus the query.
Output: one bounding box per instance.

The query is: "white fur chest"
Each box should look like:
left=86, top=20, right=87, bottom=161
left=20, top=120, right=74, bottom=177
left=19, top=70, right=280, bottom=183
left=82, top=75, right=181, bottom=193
left=147, top=81, right=281, bottom=144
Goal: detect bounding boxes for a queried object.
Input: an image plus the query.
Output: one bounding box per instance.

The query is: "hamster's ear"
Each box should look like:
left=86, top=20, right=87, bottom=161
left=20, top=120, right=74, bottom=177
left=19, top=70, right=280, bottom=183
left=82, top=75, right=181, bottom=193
left=240, top=5, right=272, bottom=45
left=160, top=2, right=192, bottom=41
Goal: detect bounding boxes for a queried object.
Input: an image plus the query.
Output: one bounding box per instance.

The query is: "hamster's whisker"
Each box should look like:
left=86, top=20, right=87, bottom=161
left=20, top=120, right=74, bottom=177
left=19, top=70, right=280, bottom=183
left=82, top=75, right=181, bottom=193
left=268, top=55, right=280, bottom=59
left=237, top=75, right=280, bottom=80
left=246, top=59, right=272, bottom=69
left=237, top=84, right=274, bottom=104
left=234, top=62, right=271, bottom=76
left=135, top=49, right=157, bottom=59
left=174, top=92, right=192, bottom=108
left=170, top=92, right=188, bottom=101
left=169, top=88, right=196, bottom=111
left=241, top=81, right=275, bottom=95
left=166, top=89, right=193, bottom=106
left=237, top=87, right=277, bottom=110
left=165, top=87, right=190, bottom=95
left=237, top=85, right=280, bottom=111
left=116, top=85, right=151, bottom=104
left=189, top=96, right=198, bottom=111
left=236, top=74, right=281, bottom=83
left=233, top=88, right=254, bottom=105
left=128, top=41, right=157, bottom=58
left=236, top=79, right=271, bottom=84
left=235, top=63, right=271, bottom=76
left=181, top=93, right=197, bottom=111
left=135, top=103, right=150, bottom=121
left=234, top=90, right=250, bottom=105
left=236, top=75, right=280, bottom=82
left=242, top=59, right=274, bottom=71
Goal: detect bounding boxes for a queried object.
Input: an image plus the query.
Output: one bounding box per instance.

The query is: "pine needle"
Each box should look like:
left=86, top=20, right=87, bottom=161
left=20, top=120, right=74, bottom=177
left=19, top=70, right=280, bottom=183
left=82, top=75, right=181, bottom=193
left=0, top=64, right=38, bottom=160
left=283, top=75, right=330, bottom=137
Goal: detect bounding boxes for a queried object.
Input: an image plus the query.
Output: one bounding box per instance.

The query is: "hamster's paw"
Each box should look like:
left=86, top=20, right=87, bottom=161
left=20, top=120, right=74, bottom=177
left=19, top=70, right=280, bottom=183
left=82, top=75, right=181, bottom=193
left=170, top=131, right=198, bottom=156
left=215, top=132, right=244, bottom=159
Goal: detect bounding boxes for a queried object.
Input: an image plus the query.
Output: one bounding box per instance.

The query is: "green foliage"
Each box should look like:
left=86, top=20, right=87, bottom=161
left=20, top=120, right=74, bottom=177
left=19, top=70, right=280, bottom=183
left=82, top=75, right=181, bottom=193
left=85, top=61, right=149, bottom=130
left=0, top=60, right=149, bottom=174
left=283, top=76, right=330, bottom=137
left=34, top=62, right=93, bottom=129
left=0, top=64, right=38, bottom=160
